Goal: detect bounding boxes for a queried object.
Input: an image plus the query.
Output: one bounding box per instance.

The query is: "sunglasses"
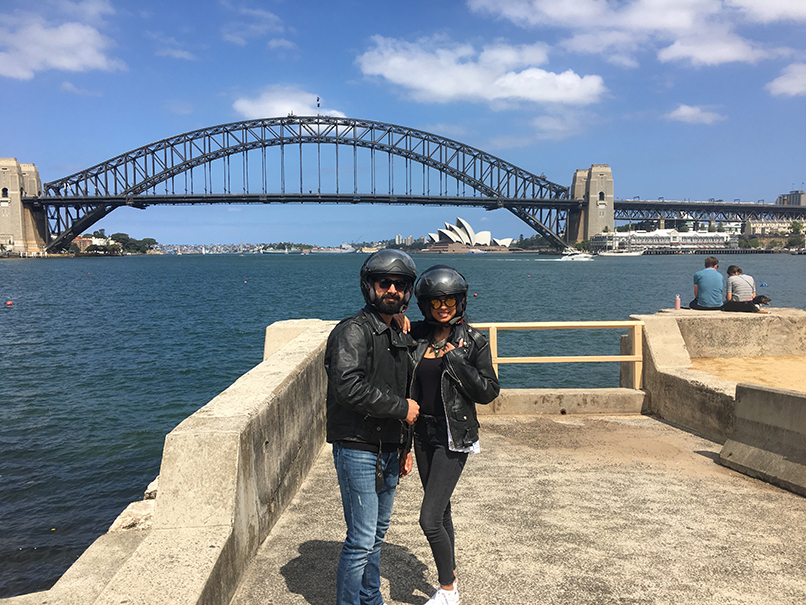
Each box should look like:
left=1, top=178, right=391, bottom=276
left=429, top=297, right=457, bottom=309
left=376, top=277, right=409, bottom=291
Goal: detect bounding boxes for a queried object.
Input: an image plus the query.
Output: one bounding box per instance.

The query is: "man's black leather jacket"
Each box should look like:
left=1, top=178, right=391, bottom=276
left=410, top=320, right=500, bottom=449
left=325, top=306, right=416, bottom=447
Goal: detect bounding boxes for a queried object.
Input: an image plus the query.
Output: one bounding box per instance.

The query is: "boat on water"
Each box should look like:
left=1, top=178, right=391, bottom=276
left=310, top=243, right=357, bottom=254
left=560, top=248, right=594, bottom=261
left=261, top=247, right=303, bottom=255
left=597, top=250, right=644, bottom=257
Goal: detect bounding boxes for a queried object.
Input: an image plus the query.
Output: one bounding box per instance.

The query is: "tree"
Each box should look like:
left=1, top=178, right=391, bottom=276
left=791, top=221, right=803, bottom=234
left=787, top=235, right=805, bottom=248
left=717, top=221, right=725, bottom=232
left=768, top=240, right=783, bottom=249
left=92, top=229, right=106, bottom=239
left=678, top=224, right=689, bottom=232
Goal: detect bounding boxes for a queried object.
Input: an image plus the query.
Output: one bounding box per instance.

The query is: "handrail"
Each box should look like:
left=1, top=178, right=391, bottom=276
left=470, top=320, right=644, bottom=390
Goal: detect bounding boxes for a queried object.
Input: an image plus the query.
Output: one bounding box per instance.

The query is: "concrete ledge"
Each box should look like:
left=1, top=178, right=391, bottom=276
left=634, top=311, right=806, bottom=442
left=719, top=383, right=806, bottom=497
left=2, top=531, right=149, bottom=605
left=480, top=388, right=646, bottom=415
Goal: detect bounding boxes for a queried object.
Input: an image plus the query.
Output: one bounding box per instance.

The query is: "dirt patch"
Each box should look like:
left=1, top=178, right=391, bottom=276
left=690, top=355, right=806, bottom=392
left=481, top=415, right=729, bottom=478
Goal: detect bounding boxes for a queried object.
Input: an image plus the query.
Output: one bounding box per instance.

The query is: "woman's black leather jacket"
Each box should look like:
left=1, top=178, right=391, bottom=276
left=410, top=320, right=500, bottom=449
left=325, top=306, right=416, bottom=447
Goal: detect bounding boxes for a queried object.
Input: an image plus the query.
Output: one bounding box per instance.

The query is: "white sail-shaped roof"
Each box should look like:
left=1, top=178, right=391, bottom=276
left=446, top=222, right=471, bottom=245
left=474, top=231, right=492, bottom=246
left=438, top=228, right=462, bottom=243
left=493, top=237, right=514, bottom=248
left=428, top=233, right=441, bottom=243
left=456, top=217, right=477, bottom=245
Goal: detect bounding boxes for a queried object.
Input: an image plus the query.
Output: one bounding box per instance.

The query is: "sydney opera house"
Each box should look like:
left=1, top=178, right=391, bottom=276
left=427, top=217, right=514, bottom=252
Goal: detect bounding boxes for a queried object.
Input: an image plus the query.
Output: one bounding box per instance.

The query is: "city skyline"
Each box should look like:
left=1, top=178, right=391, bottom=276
left=2, top=0, right=804, bottom=246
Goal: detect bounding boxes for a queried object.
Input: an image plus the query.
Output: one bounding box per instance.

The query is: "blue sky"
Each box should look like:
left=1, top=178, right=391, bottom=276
left=2, top=0, right=805, bottom=245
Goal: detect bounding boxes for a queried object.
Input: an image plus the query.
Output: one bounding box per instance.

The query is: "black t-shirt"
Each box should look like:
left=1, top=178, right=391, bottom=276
left=415, top=356, right=444, bottom=417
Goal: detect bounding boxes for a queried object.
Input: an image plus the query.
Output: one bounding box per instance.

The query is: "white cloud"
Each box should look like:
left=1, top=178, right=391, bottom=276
left=728, top=0, right=806, bottom=23
left=56, top=0, right=115, bottom=23
left=531, top=110, right=591, bottom=140
left=0, top=14, right=125, bottom=80
left=221, top=6, right=283, bottom=46
left=766, top=63, right=806, bottom=96
left=268, top=38, right=297, bottom=50
left=665, top=104, right=726, bottom=124
left=156, top=48, right=196, bottom=61
left=165, top=99, right=194, bottom=115
left=357, top=36, right=605, bottom=106
left=467, top=0, right=794, bottom=68
left=232, top=86, right=346, bottom=118
left=658, top=29, right=771, bottom=66
left=61, top=81, right=102, bottom=96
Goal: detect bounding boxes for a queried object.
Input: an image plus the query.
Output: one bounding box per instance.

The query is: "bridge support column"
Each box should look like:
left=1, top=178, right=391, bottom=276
left=0, top=158, right=46, bottom=254
left=568, top=164, right=614, bottom=243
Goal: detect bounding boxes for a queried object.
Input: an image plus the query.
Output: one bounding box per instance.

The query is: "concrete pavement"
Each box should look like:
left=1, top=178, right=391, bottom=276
left=229, top=415, right=806, bottom=605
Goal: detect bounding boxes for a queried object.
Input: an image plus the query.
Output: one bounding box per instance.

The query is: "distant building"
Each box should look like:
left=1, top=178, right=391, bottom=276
left=745, top=219, right=796, bottom=236
left=427, top=217, right=513, bottom=252
left=590, top=229, right=738, bottom=252
left=776, top=190, right=805, bottom=206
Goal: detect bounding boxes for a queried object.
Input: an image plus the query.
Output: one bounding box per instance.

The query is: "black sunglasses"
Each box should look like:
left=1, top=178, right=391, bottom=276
left=376, top=277, right=409, bottom=291
left=429, top=297, right=457, bottom=309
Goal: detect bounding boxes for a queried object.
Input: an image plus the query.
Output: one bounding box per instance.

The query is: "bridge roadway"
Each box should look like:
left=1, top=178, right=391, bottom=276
left=230, top=415, right=806, bottom=605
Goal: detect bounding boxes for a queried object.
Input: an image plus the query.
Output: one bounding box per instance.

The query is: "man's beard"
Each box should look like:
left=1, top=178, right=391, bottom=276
left=375, top=295, right=405, bottom=314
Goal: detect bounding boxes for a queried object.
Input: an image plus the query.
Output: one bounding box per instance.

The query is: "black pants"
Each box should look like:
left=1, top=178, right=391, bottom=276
left=414, top=415, right=468, bottom=587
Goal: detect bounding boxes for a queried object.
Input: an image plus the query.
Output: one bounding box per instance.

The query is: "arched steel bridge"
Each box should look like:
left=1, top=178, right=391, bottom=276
left=31, top=116, right=575, bottom=252
left=28, top=115, right=806, bottom=252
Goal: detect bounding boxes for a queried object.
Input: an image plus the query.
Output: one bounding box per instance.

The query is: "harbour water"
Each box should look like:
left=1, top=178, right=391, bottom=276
left=1, top=252, right=805, bottom=597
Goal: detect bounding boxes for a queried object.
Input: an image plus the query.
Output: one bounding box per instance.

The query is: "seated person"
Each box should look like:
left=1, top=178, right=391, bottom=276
left=690, top=256, right=723, bottom=310
left=722, top=265, right=768, bottom=313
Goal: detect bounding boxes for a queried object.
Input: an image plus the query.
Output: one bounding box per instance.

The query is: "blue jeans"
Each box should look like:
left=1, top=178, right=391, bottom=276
left=333, top=443, right=400, bottom=605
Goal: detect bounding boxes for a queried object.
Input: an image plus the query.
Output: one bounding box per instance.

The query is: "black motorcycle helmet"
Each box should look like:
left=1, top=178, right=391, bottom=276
left=414, top=265, right=468, bottom=325
left=359, top=249, right=417, bottom=311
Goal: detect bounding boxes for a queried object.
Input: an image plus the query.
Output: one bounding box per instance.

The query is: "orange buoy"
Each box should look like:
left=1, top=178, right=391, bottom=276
left=473, top=293, right=477, bottom=297
left=5, top=301, right=11, bottom=306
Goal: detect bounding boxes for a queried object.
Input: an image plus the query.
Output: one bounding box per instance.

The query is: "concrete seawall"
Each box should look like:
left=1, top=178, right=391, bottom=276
left=634, top=307, right=806, bottom=443
left=6, top=310, right=806, bottom=604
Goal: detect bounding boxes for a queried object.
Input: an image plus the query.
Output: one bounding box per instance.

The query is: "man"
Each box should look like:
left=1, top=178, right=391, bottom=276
left=325, top=249, right=420, bottom=605
left=690, top=256, right=723, bottom=310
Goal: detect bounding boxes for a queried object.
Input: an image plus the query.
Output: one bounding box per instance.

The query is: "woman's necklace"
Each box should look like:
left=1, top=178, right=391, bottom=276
left=430, top=338, right=449, bottom=353
left=430, top=329, right=451, bottom=355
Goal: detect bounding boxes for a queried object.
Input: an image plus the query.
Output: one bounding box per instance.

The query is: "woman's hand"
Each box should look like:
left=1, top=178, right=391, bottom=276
left=399, top=451, right=413, bottom=477
left=393, top=313, right=411, bottom=333
left=443, top=338, right=464, bottom=353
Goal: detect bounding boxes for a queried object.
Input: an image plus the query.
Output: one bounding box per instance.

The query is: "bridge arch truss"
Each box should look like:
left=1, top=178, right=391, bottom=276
left=38, top=116, right=572, bottom=251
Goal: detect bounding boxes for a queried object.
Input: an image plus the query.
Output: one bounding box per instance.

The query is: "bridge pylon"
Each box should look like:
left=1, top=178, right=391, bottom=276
left=567, top=164, right=614, bottom=243
left=0, top=158, right=47, bottom=255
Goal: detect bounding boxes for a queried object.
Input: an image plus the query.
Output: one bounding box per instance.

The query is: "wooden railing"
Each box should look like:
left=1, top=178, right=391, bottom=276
left=471, top=321, right=645, bottom=390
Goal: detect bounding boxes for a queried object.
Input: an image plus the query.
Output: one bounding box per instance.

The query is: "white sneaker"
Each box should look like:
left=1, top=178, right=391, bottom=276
left=425, top=587, right=460, bottom=605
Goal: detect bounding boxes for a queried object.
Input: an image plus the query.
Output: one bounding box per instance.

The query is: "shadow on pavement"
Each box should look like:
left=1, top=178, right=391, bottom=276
left=280, top=540, right=432, bottom=605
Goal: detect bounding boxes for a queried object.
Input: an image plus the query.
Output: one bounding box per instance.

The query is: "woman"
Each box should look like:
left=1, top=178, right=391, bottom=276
left=409, top=265, right=500, bottom=605
left=723, top=265, right=767, bottom=313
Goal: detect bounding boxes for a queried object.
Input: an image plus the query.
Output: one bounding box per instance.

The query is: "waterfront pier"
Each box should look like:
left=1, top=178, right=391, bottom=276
left=5, top=312, right=806, bottom=604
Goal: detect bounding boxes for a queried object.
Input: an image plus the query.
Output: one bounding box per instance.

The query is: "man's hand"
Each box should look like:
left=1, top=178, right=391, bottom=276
left=405, top=398, right=419, bottom=425
left=399, top=451, right=413, bottom=478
